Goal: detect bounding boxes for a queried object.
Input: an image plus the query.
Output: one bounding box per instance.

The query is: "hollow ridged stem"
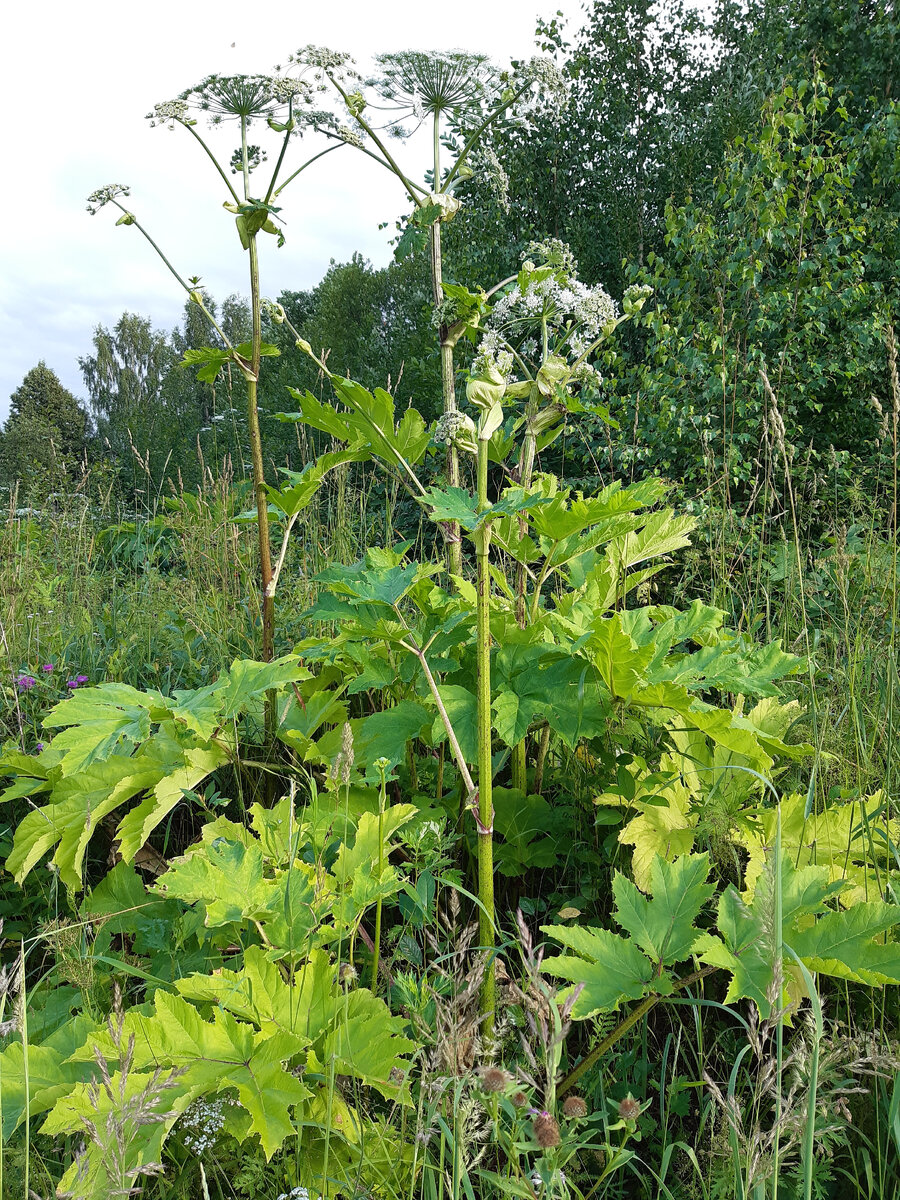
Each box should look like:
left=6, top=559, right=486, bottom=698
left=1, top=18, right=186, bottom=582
left=240, top=116, right=275, bottom=677
left=247, top=236, right=274, bottom=667
left=475, top=433, right=496, bottom=1034
left=510, top=386, right=540, bottom=794
left=429, top=111, right=463, bottom=577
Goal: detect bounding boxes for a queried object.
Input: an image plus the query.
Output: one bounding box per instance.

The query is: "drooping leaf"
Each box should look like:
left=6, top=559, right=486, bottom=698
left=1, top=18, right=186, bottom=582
left=42, top=684, right=161, bottom=775
left=53, top=990, right=309, bottom=1160
left=588, top=614, right=655, bottom=700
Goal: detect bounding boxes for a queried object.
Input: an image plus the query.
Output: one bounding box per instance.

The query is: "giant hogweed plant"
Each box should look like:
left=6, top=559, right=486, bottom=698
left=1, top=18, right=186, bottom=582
left=290, top=46, right=567, bottom=572
left=261, top=238, right=900, bottom=1036
left=86, top=55, right=364, bottom=673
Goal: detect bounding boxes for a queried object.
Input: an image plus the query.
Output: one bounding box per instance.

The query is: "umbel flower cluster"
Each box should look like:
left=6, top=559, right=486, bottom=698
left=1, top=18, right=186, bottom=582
left=367, top=50, right=498, bottom=130
left=85, top=184, right=131, bottom=215
left=434, top=410, right=477, bottom=451
left=147, top=68, right=343, bottom=133
left=472, top=238, right=618, bottom=383
left=179, top=1094, right=235, bottom=1154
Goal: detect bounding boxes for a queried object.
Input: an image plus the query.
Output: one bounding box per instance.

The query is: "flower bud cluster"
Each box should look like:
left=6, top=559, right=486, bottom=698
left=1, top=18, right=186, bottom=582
left=147, top=99, right=190, bottom=129
left=471, top=330, right=513, bottom=380
left=292, top=45, right=357, bottom=73
left=434, top=410, right=478, bottom=451
left=525, top=57, right=568, bottom=105
left=179, top=1095, right=235, bottom=1153
left=86, top=184, right=131, bottom=215
left=337, top=125, right=365, bottom=148
left=475, top=147, right=511, bottom=213
left=271, top=75, right=314, bottom=104
left=230, top=145, right=268, bottom=175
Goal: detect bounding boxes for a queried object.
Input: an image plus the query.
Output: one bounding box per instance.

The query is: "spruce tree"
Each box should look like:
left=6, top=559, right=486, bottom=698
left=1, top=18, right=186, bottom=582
left=6, top=363, right=89, bottom=458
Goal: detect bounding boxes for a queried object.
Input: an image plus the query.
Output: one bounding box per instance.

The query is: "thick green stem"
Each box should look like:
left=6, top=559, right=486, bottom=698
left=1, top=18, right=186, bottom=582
left=533, top=723, right=551, bottom=795
left=511, top=390, right=540, bottom=793
left=475, top=436, right=496, bottom=1033
left=429, top=140, right=463, bottom=577
left=371, top=774, right=386, bottom=991
left=557, top=965, right=719, bottom=1097
left=247, top=234, right=275, bottom=667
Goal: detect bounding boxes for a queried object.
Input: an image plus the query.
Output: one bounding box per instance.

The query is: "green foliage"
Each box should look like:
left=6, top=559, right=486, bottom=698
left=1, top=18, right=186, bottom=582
left=7, top=8, right=900, bottom=1194
left=1, top=793, right=418, bottom=1197
left=0, top=656, right=308, bottom=888
left=0, top=363, right=90, bottom=495
left=611, top=74, right=890, bottom=486
left=543, top=849, right=900, bottom=1019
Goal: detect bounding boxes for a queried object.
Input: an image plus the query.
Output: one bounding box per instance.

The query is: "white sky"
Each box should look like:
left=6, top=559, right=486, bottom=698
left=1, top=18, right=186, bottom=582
left=2, top=0, right=588, bottom=422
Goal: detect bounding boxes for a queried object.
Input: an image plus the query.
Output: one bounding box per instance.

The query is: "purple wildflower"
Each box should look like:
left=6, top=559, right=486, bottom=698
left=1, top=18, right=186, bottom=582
left=75, top=674, right=89, bottom=684
left=66, top=680, right=78, bottom=690
left=16, top=675, right=37, bottom=691
left=35, top=742, right=44, bottom=753
left=41, top=664, right=54, bottom=672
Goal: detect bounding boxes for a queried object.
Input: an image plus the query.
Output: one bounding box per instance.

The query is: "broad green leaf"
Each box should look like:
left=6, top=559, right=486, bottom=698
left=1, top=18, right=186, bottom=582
left=250, top=795, right=303, bottom=864
left=81, top=861, right=180, bottom=956
left=0, top=1015, right=97, bottom=1138
left=217, top=656, right=309, bottom=722
left=789, top=902, right=900, bottom=985
left=315, top=561, right=421, bottom=608
left=7, top=755, right=165, bottom=888
left=540, top=924, right=655, bottom=1017
left=115, top=741, right=228, bottom=865
left=740, top=791, right=897, bottom=904
left=168, top=681, right=227, bottom=739
left=42, top=683, right=160, bottom=775
left=54, top=990, right=309, bottom=1160
left=698, top=856, right=845, bottom=1014
left=333, top=805, right=417, bottom=885
left=259, top=865, right=319, bottom=961
left=431, top=685, right=478, bottom=764
left=268, top=450, right=365, bottom=519
left=615, top=782, right=698, bottom=891
left=613, top=510, right=696, bottom=568
left=315, top=988, right=416, bottom=1097
left=155, top=835, right=270, bottom=928
left=612, top=853, right=714, bottom=965
left=176, top=947, right=414, bottom=1093
left=588, top=614, right=655, bottom=700
left=353, top=701, right=432, bottom=769
left=281, top=390, right=359, bottom=440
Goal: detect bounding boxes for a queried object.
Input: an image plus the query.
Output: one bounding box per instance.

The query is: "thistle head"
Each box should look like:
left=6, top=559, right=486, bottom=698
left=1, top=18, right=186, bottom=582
left=532, top=1110, right=561, bottom=1148
left=476, top=1066, right=512, bottom=1093
left=617, top=1094, right=642, bottom=1122
left=561, top=1094, right=588, bottom=1120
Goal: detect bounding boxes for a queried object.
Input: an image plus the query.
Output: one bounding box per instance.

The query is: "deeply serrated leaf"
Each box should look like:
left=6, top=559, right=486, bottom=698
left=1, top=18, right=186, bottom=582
left=612, top=853, right=714, bottom=965
left=540, top=924, right=654, bottom=1016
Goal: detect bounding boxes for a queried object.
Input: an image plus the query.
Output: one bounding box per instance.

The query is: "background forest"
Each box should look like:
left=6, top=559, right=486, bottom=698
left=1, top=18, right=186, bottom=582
left=2, top=0, right=900, bottom=1198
